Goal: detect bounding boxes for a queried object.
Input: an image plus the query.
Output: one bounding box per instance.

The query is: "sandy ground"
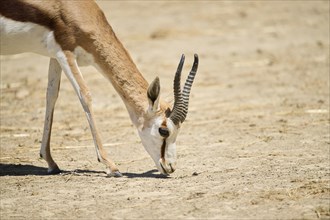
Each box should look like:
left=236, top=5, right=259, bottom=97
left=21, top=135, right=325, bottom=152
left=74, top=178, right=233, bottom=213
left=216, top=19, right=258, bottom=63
left=1, top=1, right=329, bottom=219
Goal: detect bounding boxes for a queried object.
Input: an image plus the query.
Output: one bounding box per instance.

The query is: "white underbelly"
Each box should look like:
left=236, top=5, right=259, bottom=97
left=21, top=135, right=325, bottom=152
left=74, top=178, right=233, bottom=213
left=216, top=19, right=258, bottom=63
left=0, top=16, right=56, bottom=57
left=0, top=16, right=95, bottom=66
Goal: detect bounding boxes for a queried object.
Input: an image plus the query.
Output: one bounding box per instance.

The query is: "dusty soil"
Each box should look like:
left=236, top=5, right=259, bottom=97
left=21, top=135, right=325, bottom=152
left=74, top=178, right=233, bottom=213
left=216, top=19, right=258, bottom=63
left=1, top=1, right=329, bottom=219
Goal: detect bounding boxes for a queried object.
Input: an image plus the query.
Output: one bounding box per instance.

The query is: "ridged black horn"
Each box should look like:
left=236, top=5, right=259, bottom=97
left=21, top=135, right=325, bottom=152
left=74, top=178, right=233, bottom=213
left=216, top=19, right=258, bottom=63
left=169, top=54, right=185, bottom=125
left=169, top=54, right=199, bottom=125
left=181, top=54, right=199, bottom=122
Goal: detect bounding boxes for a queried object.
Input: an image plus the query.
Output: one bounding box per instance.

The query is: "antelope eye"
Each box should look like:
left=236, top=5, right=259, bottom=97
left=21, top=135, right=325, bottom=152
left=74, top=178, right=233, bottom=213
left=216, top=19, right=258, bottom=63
left=159, top=127, right=169, bottom=138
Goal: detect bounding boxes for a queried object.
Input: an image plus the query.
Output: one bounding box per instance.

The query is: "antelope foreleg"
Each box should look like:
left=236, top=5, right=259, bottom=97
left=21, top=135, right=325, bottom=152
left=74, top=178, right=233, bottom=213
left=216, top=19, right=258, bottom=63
left=56, top=50, right=122, bottom=177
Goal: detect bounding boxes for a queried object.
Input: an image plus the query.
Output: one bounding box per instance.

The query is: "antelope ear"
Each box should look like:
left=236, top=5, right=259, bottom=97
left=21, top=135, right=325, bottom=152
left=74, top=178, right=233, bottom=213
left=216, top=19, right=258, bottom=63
left=147, top=77, right=160, bottom=112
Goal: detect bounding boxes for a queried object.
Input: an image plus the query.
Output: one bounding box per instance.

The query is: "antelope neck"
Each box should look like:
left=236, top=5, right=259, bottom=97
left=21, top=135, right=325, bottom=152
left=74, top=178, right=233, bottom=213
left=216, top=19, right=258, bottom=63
left=85, top=34, right=149, bottom=125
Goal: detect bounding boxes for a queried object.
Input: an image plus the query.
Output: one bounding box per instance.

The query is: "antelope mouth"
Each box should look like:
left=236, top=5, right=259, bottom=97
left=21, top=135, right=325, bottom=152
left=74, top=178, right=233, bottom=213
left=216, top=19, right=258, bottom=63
left=159, top=160, right=176, bottom=175
left=160, top=162, right=169, bottom=175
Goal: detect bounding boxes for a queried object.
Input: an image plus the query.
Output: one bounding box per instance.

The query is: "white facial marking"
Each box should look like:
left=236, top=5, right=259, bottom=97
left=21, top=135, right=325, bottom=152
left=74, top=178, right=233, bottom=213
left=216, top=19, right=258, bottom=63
left=138, top=115, right=179, bottom=175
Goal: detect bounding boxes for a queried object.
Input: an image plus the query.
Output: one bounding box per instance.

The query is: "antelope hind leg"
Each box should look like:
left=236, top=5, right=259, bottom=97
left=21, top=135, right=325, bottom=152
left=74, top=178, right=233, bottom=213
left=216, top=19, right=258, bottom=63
left=40, top=58, right=62, bottom=174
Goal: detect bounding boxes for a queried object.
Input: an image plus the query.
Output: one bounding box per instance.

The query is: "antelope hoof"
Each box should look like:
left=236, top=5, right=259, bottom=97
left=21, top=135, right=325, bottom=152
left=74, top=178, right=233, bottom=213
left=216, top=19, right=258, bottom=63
left=107, top=171, right=123, bottom=178
left=47, top=166, right=61, bottom=175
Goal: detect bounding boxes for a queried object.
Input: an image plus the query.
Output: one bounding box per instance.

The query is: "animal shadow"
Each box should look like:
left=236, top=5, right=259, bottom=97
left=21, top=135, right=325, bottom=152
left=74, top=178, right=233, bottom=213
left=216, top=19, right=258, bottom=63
left=0, top=164, right=169, bottom=179
left=0, top=163, right=49, bottom=176
left=122, top=169, right=170, bottom=179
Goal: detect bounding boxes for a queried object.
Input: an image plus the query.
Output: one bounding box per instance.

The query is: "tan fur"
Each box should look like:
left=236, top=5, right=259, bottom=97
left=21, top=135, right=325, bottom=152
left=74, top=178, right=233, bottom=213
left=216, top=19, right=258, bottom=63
left=0, top=0, right=155, bottom=117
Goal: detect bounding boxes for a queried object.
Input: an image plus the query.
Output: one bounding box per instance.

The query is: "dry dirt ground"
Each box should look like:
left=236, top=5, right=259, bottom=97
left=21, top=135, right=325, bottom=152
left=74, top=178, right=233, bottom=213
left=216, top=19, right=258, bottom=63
left=0, top=1, right=329, bottom=219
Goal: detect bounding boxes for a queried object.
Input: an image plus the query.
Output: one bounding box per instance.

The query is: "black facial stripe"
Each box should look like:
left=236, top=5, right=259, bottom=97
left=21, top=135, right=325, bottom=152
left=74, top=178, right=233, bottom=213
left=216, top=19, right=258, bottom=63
left=161, top=139, right=166, bottom=159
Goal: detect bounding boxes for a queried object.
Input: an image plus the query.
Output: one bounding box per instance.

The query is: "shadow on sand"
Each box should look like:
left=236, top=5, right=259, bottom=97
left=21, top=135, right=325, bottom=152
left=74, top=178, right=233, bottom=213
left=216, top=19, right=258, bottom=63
left=122, top=169, right=170, bottom=179
left=0, top=163, right=169, bottom=179
left=0, top=163, right=106, bottom=176
left=0, top=163, right=49, bottom=176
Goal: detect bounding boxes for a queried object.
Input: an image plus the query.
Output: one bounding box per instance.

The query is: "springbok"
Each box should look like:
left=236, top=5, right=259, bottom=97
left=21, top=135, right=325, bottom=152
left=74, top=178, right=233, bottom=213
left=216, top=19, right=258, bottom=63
left=0, top=0, right=199, bottom=177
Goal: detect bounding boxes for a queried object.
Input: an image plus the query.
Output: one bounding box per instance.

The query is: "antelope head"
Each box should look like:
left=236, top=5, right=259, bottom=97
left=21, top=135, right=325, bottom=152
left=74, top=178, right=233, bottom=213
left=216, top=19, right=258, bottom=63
left=138, top=54, right=199, bottom=175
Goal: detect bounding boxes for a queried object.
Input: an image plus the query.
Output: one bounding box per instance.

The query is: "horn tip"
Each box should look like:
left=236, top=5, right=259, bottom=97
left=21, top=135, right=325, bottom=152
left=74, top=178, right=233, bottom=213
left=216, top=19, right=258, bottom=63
left=181, top=54, right=185, bottom=61
left=194, top=53, right=199, bottom=61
